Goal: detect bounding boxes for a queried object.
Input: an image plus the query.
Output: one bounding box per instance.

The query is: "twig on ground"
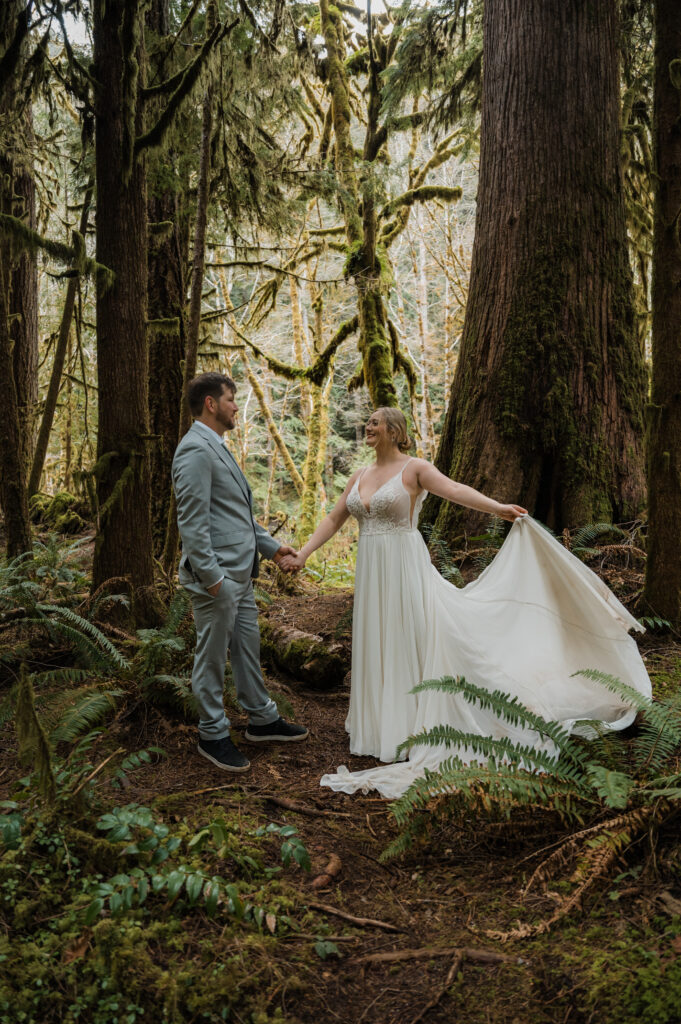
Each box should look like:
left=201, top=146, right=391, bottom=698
left=408, top=950, right=465, bottom=1024
left=351, top=946, right=519, bottom=966
left=263, top=794, right=352, bottom=818
left=308, top=901, right=402, bottom=932
left=72, top=747, right=126, bottom=796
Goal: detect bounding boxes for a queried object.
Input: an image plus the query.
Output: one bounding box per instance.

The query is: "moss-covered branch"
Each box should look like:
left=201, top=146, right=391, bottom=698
left=380, top=185, right=462, bottom=220
left=0, top=214, right=114, bottom=288
left=134, top=18, right=237, bottom=159
left=227, top=315, right=358, bottom=386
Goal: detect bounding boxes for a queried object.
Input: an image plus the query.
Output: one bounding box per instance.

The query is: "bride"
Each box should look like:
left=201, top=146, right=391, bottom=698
left=281, top=408, right=652, bottom=799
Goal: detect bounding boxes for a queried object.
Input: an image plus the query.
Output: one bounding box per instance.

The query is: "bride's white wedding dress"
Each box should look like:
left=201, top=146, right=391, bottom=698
left=320, top=460, right=652, bottom=800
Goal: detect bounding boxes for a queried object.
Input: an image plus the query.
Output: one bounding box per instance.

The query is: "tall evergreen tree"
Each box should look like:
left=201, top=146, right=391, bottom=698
left=0, top=0, right=40, bottom=555
left=644, top=0, right=681, bottom=626
left=421, top=0, right=647, bottom=541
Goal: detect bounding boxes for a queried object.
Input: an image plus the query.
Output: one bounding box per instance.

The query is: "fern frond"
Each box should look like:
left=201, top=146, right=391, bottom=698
left=51, top=687, right=125, bottom=743
left=39, top=605, right=130, bottom=670
left=142, top=674, right=196, bottom=716
left=398, top=724, right=579, bottom=779
left=572, top=522, right=628, bottom=551
left=410, top=676, right=588, bottom=768
left=162, top=590, right=191, bottom=636
left=389, top=760, right=589, bottom=829
left=31, top=667, right=95, bottom=688
left=574, top=670, right=681, bottom=771
left=20, top=618, right=115, bottom=671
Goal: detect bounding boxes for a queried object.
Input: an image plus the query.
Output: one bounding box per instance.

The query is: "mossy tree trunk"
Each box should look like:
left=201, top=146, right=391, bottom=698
left=29, top=182, right=94, bottom=497
left=0, top=255, right=31, bottom=556
left=9, top=147, right=38, bottom=478
left=422, top=0, right=646, bottom=542
left=644, top=0, right=681, bottom=626
left=319, top=0, right=398, bottom=408
left=146, top=0, right=188, bottom=557
left=92, top=0, right=161, bottom=624
left=0, top=0, right=35, bottom=554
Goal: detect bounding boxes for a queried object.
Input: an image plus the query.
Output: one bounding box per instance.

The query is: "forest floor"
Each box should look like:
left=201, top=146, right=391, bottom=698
left=1, top=549, right=681, bottom=1024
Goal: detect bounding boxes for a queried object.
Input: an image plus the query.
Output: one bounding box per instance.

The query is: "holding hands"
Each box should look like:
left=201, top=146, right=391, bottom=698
left=279, top=551, right=306, bottom=573
left=273, top=545, right=304, bottom=574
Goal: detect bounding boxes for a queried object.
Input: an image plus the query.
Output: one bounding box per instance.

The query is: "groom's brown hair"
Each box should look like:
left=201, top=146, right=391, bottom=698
left=187, top=372, right=237, bottom=416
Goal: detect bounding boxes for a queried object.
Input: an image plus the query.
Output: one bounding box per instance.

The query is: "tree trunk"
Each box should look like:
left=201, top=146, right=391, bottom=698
left=320, top=0, right=398, bottom=408
left=10, top=151, right=38, bottom=478
left=0, top=3, right=35, bottom=554
left=643, top=0, right=681, bottom=626
left=146, top=0, right=188, bottom=557
left=422, top=0, right=646, bottom=543
left=29, top=183, right=94, bottom=497
left=92, top=0, right=161, bottom=624
left=0, top=259, right=31, bottom=555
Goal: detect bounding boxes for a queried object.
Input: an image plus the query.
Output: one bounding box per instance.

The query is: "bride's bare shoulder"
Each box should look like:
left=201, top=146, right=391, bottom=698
left=403, top=456, right=430, bottom=487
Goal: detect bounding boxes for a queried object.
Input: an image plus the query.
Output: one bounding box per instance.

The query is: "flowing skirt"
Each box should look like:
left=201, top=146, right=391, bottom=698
left=320, top=516, right=651, bottom=800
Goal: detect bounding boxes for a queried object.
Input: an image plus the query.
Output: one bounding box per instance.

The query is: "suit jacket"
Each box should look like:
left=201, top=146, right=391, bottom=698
left=172, top=421, right=280, bottom=584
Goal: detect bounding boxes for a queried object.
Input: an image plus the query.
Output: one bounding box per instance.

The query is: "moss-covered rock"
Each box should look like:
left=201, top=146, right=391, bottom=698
left=29, top=491, right=90, bottom=533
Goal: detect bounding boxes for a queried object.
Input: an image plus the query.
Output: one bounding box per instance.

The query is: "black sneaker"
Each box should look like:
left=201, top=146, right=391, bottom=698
left=244, top=717, right=309, bottom=743
left=197, top=736, right=250, bottom=772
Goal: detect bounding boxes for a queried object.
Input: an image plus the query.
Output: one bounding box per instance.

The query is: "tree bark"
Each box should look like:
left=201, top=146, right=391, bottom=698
left=643, top=0, right=681, bottom=625
left=92, top=0, right=161, bottom=624
left=146, top=0, right=188, bottom=557
left=0, top=2, right=35, bottom=554
left=0, top=257, right=31, bottom=555
left=10, top=152, right=38, bottom=477
left=29, top=183, right=94, bottom=497
left=422, top=0, right=646, bottom=542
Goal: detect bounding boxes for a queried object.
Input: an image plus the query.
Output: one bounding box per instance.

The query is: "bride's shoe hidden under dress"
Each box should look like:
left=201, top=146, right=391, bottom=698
left=320, top=461, right=652, bottom=800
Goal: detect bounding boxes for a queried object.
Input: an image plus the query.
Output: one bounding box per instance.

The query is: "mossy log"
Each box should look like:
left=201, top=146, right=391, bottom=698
left=259, top=619, right=348, bottom=690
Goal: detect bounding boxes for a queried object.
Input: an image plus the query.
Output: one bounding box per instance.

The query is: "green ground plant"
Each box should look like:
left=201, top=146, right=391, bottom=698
left=0, top=672, right=316, bottom=1024
left=384, top=672, right=681, bottom=938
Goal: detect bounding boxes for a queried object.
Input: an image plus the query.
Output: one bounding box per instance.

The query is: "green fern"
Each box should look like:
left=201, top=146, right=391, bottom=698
left=141, top=674, right=196, bottom=717
left=572, top=522, right=628, bottom=553
left=408, top=676, right=591, bottom=770
left=50, top=686, right=125, bottom=743
left=384, top=671, right=681, bottom=893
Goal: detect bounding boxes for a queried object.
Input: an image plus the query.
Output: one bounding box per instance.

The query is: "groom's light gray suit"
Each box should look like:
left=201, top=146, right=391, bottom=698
left=172, top=420, right=280, bottom=740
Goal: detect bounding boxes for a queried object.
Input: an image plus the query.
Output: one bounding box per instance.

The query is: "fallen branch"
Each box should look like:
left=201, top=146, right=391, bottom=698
left=409, top=950, right=465, bottom=1024
left=351, top=946, right=519, bottom=966
left=263, top=794, right=352, bottom=818
left=308, top=901, right=402, bottom=933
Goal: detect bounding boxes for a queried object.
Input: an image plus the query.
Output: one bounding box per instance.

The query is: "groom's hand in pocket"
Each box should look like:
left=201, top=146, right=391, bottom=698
left=206, top=579, right=223, bottom=597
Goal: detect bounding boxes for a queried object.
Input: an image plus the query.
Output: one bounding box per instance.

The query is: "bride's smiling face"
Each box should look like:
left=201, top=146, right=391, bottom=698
left=364, top=412, right=392, bottom=449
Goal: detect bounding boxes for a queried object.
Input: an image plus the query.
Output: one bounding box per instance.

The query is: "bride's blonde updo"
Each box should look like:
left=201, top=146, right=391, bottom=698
left=374, top=407, right=413, bottom=452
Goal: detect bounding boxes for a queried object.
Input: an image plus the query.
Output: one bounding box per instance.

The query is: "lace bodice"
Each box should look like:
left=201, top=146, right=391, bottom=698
left=346, top=461, right=426, bottom=536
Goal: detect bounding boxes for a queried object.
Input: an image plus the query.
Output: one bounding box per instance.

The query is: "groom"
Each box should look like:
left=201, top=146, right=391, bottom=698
left=172, top=371, right=308, bottom=772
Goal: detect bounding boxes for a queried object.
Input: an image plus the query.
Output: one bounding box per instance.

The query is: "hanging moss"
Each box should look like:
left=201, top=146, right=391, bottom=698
left=0, top=214, right=114, bottom=287
left=134, top=18, right=233, bottom=160
left=146, top=316, right=181, bottom=336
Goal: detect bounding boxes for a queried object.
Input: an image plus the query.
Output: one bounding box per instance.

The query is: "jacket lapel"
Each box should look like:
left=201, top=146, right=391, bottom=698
left=191, top=423, right=251, bottom=505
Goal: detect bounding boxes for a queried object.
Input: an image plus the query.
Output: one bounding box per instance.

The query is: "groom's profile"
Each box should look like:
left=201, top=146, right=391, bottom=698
left=172, top=371, right=308, bottom=772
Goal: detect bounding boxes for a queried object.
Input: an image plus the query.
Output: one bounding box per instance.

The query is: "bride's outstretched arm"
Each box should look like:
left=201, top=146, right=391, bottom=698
left=279, top=471, right=360, bottom=570
left=415, top=460, right=527, bottom=522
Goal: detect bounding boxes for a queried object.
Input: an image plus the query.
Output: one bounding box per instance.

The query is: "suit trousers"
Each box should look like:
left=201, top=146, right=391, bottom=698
left=183, top=575, right=278, bottom=740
